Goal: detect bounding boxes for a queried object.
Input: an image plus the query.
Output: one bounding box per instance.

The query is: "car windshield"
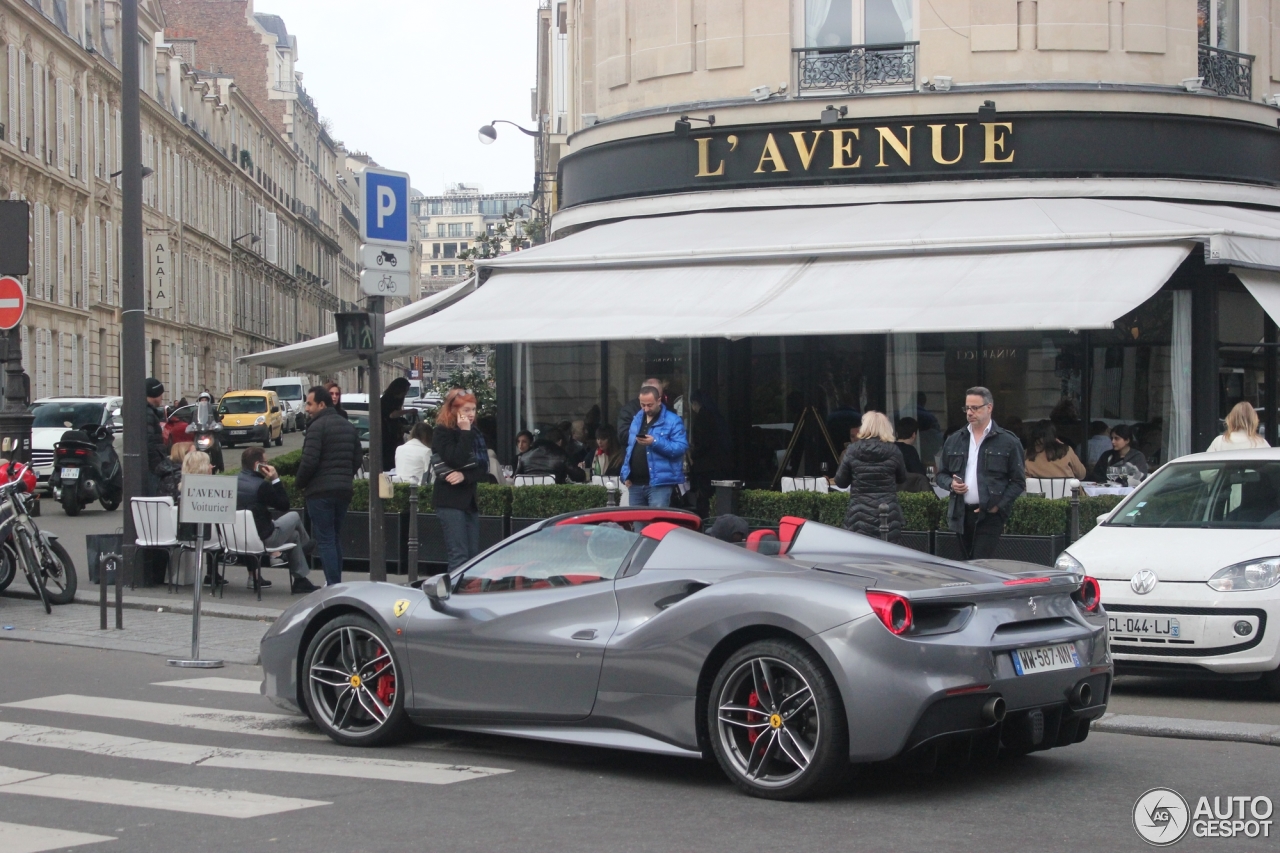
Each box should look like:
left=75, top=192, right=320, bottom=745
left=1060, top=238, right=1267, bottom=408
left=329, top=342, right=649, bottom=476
left=1108, top=460, right=1280, bottom=529
left=219, top=397, right=266, bottom=414
left=267, top=385, right=302, bottom=401
left=30, top=402, right=104, bottom=429
left=169, top=405, right=195, bottom=423
left=454, top=525, right=641, bottom=593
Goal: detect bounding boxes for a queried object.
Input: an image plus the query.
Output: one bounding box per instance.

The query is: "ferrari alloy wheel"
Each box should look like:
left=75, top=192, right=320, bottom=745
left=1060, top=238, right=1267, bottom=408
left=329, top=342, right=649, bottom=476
left=709, top=640, right=848, bottom=800
left=303, top=615, right=407, bottom=746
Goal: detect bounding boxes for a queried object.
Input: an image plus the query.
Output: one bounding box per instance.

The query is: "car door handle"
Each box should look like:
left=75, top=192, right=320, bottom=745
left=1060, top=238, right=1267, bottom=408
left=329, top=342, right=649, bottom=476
left=571, top=629, right=597, bottom=641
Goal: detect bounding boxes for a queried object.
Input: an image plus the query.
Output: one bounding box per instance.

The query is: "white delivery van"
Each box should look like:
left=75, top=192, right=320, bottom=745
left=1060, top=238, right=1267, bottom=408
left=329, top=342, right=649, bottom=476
left=261, top=377, right=307, bottom=432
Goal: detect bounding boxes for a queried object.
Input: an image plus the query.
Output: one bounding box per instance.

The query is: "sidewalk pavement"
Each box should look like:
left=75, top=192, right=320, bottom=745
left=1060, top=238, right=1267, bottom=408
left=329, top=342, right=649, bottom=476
left=0, top=568, right=382, bottom=665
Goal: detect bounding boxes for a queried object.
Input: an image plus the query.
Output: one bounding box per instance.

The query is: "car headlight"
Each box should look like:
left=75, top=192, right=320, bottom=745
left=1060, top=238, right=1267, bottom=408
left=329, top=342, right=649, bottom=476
left=1054, top=552, right=1084, bottom=575
left=254, top=416, right=266, bottom=425
left=1207, top=558, right=1280, bottom=592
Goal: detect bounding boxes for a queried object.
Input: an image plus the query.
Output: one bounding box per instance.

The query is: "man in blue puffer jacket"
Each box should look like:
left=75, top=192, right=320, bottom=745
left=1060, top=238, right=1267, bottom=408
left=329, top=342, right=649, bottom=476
left=621, top=384, right=689, bottom=507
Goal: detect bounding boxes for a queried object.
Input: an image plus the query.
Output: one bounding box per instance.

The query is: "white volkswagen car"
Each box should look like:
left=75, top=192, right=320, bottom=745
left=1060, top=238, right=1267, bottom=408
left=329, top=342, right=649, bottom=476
left=1056, top=449, right=1280, bottom=697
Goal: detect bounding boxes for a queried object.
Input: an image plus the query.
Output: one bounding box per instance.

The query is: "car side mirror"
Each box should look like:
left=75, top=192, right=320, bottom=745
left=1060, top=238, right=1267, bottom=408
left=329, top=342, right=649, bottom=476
left=1096, top=512, right=1112, bottom=526
left=424, top=573, right=451, bottom=602
left=271, top=406, right=279, bottom=413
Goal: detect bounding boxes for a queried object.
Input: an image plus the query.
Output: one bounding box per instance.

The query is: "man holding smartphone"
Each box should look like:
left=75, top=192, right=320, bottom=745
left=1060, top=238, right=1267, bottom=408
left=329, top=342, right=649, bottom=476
left=621, top=384, right=688, bottom=508
left=935, top=387, right=1025, bottom=560
left=237, top=447, right=317, bottom=593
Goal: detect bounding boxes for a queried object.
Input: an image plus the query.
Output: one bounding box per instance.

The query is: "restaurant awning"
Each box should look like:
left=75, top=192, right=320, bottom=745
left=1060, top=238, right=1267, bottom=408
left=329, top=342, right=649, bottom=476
left=1232, top=267, right=1280, bottom=330
left=239, top=277, right=477, bottom=372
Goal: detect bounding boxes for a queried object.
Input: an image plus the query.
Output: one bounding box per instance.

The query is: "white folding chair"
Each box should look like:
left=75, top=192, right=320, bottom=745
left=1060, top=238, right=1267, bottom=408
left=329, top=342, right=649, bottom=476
left=1024, top=477, right=1045, bottom=497
left=514, top=474, right=556, bottom=487
left=215, top=510, right=296, bottom=601
left=780, top=477, right=797, bottom=493
left=131, top=497, right=181, bottom=591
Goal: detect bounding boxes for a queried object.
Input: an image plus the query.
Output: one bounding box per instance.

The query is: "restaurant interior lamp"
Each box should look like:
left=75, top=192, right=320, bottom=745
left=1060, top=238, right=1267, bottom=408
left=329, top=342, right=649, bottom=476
left=820, top=105, right=848, bottom=125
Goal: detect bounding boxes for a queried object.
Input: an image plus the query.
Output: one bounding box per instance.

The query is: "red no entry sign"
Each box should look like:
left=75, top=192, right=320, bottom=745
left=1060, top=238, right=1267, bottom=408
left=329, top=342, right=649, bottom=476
left=0, top=276, right=25, bottom=330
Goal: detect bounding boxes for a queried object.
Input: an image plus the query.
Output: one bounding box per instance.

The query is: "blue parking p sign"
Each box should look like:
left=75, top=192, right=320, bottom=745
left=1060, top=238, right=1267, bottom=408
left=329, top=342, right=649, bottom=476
left=361, top=167, right=410, bottom=245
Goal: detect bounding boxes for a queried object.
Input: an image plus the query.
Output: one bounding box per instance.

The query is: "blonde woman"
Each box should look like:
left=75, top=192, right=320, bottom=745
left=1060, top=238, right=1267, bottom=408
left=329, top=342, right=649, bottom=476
left=174, top=450, right=213, bottom=586
left=833, top=410, right=907, bottom=542
left=1208, top=402, right=1270, bottom=452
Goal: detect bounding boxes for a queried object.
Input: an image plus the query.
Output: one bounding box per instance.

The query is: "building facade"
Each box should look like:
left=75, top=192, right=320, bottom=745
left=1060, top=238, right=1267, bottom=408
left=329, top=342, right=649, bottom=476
left=419, top=0, right=1280, bottom=485
left=414, top=184, right=531, bottom=288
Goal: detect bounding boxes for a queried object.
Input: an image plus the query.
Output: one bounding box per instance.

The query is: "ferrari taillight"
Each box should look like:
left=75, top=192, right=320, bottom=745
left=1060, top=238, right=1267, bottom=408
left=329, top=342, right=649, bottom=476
left=865, top=590, right=913, bottom=635
left=1073, top=576, right=1101, bottom=613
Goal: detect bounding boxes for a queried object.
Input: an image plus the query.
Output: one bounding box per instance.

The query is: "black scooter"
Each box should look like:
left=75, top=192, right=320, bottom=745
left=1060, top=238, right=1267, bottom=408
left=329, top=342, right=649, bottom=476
left=50, top=424, right=123, bottom=516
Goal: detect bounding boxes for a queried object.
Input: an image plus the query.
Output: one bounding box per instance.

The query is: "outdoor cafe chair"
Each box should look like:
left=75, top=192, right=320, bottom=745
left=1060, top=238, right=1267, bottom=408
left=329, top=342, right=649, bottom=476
left=215, top=509, right=296, bottom=601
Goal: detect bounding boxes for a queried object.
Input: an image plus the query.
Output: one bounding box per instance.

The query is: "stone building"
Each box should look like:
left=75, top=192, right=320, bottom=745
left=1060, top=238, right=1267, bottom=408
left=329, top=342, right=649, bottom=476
left=414, top=184, right=531, bottom=289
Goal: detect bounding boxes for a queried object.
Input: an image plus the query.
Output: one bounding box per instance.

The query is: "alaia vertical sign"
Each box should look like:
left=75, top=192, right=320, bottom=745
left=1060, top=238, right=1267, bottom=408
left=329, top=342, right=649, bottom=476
left=150, top=237, right=172, bottom=311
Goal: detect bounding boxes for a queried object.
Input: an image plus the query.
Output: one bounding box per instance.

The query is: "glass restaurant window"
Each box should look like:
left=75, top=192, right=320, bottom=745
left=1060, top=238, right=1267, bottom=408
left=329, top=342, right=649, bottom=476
left=515, top=342, right=602, bottom=436
left=805, top=0, right=912, bottom=47
left=1198, top=0, right=1240, bottom=52
left=1218, top=284, right=1270, bottom=438
left=608, top=340, right=692, bottom=430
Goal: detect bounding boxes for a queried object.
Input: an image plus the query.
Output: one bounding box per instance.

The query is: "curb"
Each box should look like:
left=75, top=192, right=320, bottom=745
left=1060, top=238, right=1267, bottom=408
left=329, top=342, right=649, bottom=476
left=1094, top=713, right=1280, bottom=746
left=1, top=587, right=279, bottom=622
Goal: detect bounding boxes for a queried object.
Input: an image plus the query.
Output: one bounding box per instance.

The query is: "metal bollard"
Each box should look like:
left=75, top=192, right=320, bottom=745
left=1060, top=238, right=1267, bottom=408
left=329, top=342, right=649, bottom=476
left=605, top=479, right=618, bottom=507
left=1069, top=482, right=1081, bottom=544
left=879, top=503, right=890, bottom=541
left=406, top=479, right=420, bottom=586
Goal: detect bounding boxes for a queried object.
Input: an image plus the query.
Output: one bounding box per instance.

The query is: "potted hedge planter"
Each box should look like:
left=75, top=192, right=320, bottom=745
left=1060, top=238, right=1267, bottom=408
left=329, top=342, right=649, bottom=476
left=341, top=479, right=405, bottom=573
left=509, top=484, right=608, bottom=533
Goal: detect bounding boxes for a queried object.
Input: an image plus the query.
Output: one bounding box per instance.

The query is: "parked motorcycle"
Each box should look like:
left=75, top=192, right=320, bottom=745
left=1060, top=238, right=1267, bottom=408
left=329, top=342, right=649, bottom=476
left=50, top=424, right=123, bottom=516
left=0, top=462, right=76, bottom=609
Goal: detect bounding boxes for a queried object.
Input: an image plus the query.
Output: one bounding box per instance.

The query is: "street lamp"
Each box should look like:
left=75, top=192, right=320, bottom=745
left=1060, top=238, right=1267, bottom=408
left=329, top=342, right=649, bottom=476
left=109, top=166, right=154, bottom=179
left=233, top=233, right=260, bottom=246
left=478, top=120, right=541, bottom=144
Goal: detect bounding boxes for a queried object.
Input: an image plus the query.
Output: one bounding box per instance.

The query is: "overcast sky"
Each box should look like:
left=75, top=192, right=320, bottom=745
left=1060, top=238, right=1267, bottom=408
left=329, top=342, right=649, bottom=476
left=254, top=0, right=540, bottom=197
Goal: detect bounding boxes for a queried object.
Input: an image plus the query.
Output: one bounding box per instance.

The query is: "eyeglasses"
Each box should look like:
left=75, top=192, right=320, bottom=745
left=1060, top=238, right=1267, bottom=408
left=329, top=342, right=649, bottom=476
left=961, top=404, right=990, bottom=413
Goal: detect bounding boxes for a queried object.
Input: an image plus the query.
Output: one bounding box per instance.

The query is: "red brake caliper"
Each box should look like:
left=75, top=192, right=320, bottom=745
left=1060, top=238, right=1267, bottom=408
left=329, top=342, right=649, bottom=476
left=746, top=691, right=762, bottom=745
left=373, top=645, right=395, bottom=705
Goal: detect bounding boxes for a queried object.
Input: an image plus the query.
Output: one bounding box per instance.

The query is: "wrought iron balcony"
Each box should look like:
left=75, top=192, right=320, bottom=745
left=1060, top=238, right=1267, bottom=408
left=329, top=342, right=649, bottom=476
left=794, top=42, right=917, bottom=96
left=1198, top=44, right=1253, bottom=99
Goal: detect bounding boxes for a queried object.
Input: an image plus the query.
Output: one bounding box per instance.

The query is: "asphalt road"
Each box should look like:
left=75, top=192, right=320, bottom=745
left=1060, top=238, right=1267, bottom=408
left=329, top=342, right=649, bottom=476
left=0, top=642, right=1274, bottom=853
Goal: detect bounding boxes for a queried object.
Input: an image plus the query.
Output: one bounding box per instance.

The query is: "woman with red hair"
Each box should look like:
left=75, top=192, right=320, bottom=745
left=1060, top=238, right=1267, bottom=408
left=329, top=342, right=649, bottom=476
left=433, top=389, right=481, bottom=568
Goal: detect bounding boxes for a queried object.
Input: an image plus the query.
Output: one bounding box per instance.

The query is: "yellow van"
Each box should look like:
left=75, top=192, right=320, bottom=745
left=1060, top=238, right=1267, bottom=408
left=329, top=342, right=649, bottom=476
left=218, top=390, right=284, bottom=448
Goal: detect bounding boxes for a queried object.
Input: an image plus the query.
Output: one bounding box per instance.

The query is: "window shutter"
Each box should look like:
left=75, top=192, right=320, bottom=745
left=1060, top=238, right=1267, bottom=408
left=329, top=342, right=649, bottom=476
left=104, top=225, right=113, bottom=306
left=43, top=205, right=50, bottom=301
left=69, top=333, right=77, bottom=395
left=93, top=215, right=101, bottom=303
left=56, top=210, right=65, bottom=304
left=265, top=212, right=278, bottom=264
left=18, top=50, right=25, bottom=151
left=79, top=87, right=87, bottom=183
left=6, top=46, right=15, bottom=147
left=113, top=109, right=120, bottom=176
left=81, top=217, right=88, bottom=308
left=92, top=93, right=99, bottom=176
left=56, top=331, right=65, bottom=396
left=116, top=224, right=122, bottom=303
left=102, top=101, right=109, bottom=180
left=32, top=62, right=41, bottom=161
left=69, top=215, right=77, bottom=307
left=31, top=204, right=40, bottom=300
left=81, top=335, right=90, bottom=396
left=55, top=78, right=63, bottom=170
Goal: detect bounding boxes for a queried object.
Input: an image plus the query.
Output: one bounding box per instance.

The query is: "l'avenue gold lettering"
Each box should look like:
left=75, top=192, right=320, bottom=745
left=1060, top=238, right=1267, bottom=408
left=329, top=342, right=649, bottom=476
left=695, top=137, right=724, bottom=177
left=691, top=123, right=1014, bottom=178
left=754, top=133, right=789, bottom=173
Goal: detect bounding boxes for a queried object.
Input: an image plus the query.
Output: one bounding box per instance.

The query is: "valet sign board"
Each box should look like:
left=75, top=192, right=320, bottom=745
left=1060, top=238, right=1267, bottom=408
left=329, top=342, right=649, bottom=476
left=179, top=474, right=237, bottom=524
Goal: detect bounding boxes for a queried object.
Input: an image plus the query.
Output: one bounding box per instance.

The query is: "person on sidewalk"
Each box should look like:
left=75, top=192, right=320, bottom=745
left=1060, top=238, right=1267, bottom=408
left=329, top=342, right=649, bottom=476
left=1207, top=401, right=1270, bottom=452
left=144, top=377, right=168, bottom=496
left=237, top=447, right=317, bottom=593
left=834, top=411, right=908, bottom=542
left=432, top=389, right=482, bottom=570
left=935, top=387, right=1026, bottom=560
left=295, top=386, right=362, bottom=586
left=395, top=421, right=434, bottom=484
left=621, top=384, right=688, bottom=508
left=616, top=377, right=663, bottom=440
left=515, top=427, right=587, bottom=484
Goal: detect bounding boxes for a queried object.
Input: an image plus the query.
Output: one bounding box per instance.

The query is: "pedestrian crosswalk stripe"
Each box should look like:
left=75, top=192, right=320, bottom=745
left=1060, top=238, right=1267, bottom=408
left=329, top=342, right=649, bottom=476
left=2, top=694, right=322, bottom=740
left=152, top=677, right=262, bottom=694
left=0, top=764, right=327, bottom=818
left=0, top=820, right=115, bottom=853
left=0, top=721, right=510, bottom=785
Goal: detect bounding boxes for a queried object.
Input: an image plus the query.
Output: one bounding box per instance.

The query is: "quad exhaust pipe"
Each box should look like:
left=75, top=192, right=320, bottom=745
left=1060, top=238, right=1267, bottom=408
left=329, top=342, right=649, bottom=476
left=1069, top=681, right=1093, bottom=709
left=981, top=696, right=1006, bottom=724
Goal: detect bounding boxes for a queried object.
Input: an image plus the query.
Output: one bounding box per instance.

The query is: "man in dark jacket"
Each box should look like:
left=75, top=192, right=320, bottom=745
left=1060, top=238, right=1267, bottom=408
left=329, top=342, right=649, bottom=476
left=515, top=428, right=587, bottom=484
left=144, top=377, right=167, bottom=495
left=237, top=447, right=317, bottom=593
left=934, top=386, right=1026, bottom=560
left=295, top=386, right=363, bottom=585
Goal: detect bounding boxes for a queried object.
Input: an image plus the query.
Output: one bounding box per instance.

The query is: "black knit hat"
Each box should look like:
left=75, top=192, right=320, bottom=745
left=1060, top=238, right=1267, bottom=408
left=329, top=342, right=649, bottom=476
left=145, top=377, right=164, bottom=398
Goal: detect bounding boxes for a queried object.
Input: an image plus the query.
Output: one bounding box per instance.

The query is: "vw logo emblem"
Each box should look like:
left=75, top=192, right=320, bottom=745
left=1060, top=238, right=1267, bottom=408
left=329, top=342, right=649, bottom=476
left=1130, top=570, right=1158, bottom=595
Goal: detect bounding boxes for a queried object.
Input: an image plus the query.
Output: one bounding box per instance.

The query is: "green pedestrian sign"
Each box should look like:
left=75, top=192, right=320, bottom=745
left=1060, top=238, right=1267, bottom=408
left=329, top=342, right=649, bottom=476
left=336, top=312, right=381, bottom=355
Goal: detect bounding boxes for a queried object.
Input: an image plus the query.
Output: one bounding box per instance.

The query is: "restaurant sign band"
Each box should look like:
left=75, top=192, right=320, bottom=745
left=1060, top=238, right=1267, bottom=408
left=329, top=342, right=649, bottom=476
left=557, top=111, right=1280, bottom=209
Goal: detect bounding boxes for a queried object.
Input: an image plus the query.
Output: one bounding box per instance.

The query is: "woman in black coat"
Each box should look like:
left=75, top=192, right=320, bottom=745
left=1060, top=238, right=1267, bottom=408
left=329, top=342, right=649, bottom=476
left=432, top=388, right=481, bottom=570
left=833, top=411, right=908, bottom=542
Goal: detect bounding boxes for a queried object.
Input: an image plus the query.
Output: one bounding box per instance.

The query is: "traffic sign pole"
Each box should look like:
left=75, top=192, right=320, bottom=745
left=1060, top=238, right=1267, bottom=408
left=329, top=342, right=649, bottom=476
left=0, top=218, right=32, bottom=533
left=366, top=296, right=385, bottom=582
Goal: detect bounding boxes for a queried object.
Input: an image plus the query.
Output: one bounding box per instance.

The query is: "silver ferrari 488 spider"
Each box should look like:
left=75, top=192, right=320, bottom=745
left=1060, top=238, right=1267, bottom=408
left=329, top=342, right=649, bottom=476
left=260, top=507, right=1111, bottom=799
